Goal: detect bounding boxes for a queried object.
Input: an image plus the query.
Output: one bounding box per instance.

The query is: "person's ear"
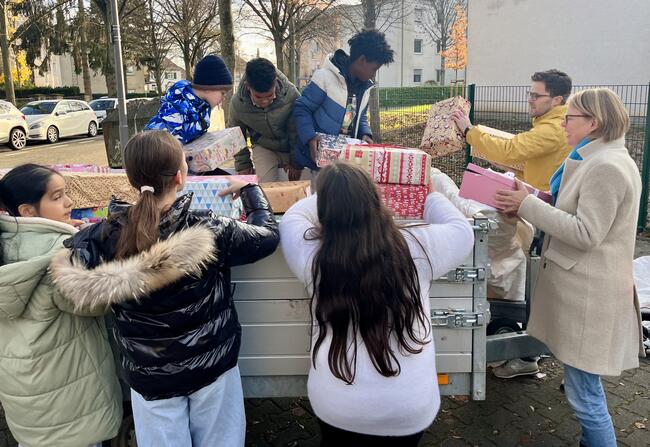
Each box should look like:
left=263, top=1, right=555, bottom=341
left=551, top=96, right=563, bottom=107
left=17, top=203, right=37, bottom=217
left=174, top=170, right=183, bottom=186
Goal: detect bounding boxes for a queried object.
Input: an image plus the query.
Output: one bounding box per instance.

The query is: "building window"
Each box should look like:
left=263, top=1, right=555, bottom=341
left=436, top=69, right=443, bottom=83
left=413, top=69, right=423, bottom=83
left=414, top=39, right=423, bottom=54
left=172, top=72, right=177, bottom=79
left=165, top=72, right=174, bottom=80
left=414, top=8, right=423, bottom=22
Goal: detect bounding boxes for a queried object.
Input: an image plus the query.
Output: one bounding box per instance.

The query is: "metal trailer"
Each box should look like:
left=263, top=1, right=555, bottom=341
left=233, top=215, right=492, bottom=401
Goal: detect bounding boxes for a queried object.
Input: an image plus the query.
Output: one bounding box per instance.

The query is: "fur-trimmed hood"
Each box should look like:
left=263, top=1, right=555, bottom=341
left=49, top=225, right=217, bottom=312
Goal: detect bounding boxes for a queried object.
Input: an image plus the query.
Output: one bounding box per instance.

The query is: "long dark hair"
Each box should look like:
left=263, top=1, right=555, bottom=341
left=308, top=163, right=430, bottom=384
left=0, top=163, right=60, bottom=264
left=114, top=130, right=184, bottom=259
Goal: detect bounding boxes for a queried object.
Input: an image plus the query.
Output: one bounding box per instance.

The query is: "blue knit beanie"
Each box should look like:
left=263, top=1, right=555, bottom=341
left=192, top=55, right=233, bottom=90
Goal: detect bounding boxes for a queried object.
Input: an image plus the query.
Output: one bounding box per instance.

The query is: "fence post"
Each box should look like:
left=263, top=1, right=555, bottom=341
left=465, top=83, right=476, bottom=166
left=638, top=82, right=650, bottom=232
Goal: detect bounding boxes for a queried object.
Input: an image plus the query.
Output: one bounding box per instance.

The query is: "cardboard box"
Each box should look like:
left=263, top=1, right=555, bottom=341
left=63, top=173, right=139, bottom=209
left=459, top=163, right=551, bottom=209
left=340, top=145, right=431, bottom=186
left=420, top=96, right=471, bottom=158
left=184, top=127, right=247, bottom=173
left=470, top=125, right=526, bottom=172
left=260, top=181, right=311, bottom=213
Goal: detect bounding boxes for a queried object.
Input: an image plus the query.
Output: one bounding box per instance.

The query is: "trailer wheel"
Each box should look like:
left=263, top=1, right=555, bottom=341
left=111, top=414, right=137, bottom=447
left=486, top=318, right=521, bottom=336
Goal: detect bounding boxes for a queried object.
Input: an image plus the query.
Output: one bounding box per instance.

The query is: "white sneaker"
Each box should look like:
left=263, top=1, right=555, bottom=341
left=492, top=358, right=539, bottom=379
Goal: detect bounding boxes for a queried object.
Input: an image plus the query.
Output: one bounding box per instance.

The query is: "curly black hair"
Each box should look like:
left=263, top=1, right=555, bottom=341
left=348, top=30, right=394, bottom=65
left=531, top=69, right=572, bottom=102
left=245, top=58, right=277, bottom=92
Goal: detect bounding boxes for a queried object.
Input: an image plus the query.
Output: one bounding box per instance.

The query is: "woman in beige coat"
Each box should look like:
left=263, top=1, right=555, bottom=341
left=496, top=88, right=644, bottom=447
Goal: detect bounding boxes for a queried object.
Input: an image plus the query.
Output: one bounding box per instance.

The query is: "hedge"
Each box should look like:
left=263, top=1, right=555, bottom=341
left=0, top=86, right=81, bottom=97
left=378, top=86, right=453, bottom=107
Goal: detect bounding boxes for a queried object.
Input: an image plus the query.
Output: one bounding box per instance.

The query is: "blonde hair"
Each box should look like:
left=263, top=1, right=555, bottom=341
left=569, top=88, right=630, bottom=142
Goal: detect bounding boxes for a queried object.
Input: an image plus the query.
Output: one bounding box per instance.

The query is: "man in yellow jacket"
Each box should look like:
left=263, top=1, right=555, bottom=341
left=452, top=69, right=573, bottom=191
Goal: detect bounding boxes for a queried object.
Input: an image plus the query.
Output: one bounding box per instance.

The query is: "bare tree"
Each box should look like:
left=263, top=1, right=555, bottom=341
left=339, top=0, right=407, bottom=34
left=219, top=0, right=235, bottom=116
left=241, top=0, right=337, bottom=74
left=131, top=0, right=173, bottom=95
left=418, top=0, right=466, bottom=86
left=76, top=0, right=92, bottom=100
left=159, top=0, right=220, bottom=79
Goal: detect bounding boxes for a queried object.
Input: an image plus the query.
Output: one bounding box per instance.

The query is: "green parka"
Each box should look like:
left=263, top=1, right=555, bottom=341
left=0, top=216, right=122, bottom=447
left=229, top=70, right=300, bottom=171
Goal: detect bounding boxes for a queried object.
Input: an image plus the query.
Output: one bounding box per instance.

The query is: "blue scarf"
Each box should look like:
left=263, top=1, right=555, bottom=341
left=549, top=138, right=590, bottom=204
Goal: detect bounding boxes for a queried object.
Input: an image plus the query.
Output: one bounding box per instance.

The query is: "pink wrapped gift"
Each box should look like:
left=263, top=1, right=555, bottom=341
left=377, top=183, right=428, bottom=219
left=48, top=164, right=113, bottom=173
left=340, top=145, right=431, bottom=186
left=420, top=96, right=471, bottom=158
left=459, top=163, right=552, bottom=209
left=184, top=127, right=247, bottom=173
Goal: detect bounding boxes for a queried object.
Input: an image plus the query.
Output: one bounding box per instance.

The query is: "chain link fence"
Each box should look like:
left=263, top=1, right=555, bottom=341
left=379, top=83, right=650, bottom=229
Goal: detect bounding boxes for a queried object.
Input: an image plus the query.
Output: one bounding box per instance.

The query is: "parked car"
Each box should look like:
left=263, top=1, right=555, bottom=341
left=0, top=100, right=28, bottom=150
left=88, top=98, right=117, bottom=129
left=21, top=100, right=99, bottom=143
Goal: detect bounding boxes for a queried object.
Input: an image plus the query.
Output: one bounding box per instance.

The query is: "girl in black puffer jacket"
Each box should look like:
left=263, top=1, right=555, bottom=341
left=50, top=130, right=279, bottom=447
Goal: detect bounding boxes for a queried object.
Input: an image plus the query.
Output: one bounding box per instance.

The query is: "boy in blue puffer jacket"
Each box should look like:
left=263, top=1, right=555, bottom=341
left=146, top=55, right=233, bottom=144
left=293, top=30, right=394, bottom=170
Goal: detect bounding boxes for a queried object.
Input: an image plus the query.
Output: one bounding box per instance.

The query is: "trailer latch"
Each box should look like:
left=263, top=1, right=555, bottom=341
left=443, top=266, right=486, bottom=283
left=431, top=310, right=486, bottom=329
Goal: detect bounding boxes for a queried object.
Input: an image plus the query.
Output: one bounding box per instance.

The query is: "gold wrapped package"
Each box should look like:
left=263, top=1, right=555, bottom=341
left=63, top=172, right=139, bottom=209
left=260, top=181, right=311, bottom=213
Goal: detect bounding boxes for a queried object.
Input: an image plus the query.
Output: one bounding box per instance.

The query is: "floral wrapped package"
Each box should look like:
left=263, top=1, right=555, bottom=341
left=420, top=96, right=471, bottom=157
left=315, top=133, right=364, bottom=168
left=183, top=127, right=247, bottom=173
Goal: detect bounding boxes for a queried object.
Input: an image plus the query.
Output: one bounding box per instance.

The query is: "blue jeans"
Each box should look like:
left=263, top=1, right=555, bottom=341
left=563, top=364, right=616, bottom=447
left=130, top=366, right=246, bottom=447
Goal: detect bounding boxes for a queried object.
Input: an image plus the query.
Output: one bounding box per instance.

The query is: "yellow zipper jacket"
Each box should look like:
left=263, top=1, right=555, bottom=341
left=467, top=105, right=571, bottom=190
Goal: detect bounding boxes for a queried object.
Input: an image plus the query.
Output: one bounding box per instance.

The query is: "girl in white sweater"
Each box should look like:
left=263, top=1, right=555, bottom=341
left=279, top=163, right=474, bottom=446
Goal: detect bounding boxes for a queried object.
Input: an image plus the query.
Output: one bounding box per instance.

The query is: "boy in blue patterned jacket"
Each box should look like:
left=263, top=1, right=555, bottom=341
left=293, top=30, right=394, bottom=170
left=146, top=55, right=233, bottom=144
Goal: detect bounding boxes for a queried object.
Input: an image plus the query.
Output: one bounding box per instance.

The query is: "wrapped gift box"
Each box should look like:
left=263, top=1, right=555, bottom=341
left=339, top=145, right=431, bottom=186
left=316, top=133, right=364, bottom=168
left=63, top=173, right=139, bottom=209
left=459, top=163, right=551, bottom=209
left=181, top=175, right=257, bottom=217
left=71, top=207, right=108, bottom=223
left=260, top=181, right=311, bottom=213
left=48, top=164, right=113, bottom=173
left=470, top=125, right=526, bottom=172
left=184, top=127, right=247, bottom=173
left=420, top=96, right=471, bottom=158
left=377, top=184, right=428, bottom=219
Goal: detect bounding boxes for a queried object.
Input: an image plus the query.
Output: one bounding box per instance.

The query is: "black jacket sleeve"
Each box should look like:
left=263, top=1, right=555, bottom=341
left=217, top=184, right=279, bottom=267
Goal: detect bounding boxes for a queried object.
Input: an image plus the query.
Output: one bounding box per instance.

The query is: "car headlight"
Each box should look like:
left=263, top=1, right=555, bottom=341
left=29, top=122, right=43, bottom=130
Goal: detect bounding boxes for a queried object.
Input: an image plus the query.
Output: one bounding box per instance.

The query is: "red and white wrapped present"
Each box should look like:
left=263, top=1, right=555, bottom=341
left=377, top=183, right=429, bottom=219
left=339, top=145, right=431, bottom=186
left=184, top=127, right=247, bottom=173
left=315, top=132, right=364, bottom=168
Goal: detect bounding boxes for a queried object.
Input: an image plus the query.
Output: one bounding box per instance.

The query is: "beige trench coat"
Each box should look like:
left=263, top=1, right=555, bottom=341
left=518, top=137, right=645, bottom=376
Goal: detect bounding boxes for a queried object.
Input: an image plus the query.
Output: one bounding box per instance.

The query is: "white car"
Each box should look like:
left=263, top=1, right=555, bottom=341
left=22, top=99, right=99, bottom=143
left=88, top=98, right=117, bottom=129
left=0, top=100, right=28, bottom=150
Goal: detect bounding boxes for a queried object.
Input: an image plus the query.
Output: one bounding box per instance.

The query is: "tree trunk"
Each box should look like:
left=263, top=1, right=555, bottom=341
left=218, top=0, right=235, bottom=118
left=288, top=18, right=296, bottom=84
left=274, top=38, right=285, bottom=74
left=362, top=0, right=381, bottom=142
left=78, top=0, right=92, bottom=101
left=0, top=1, right=15, bottom=104
left=101, top=3, right=116, bottom=96
left=183, top=47, right=192, bottom=81
left=439, top=55, right=445, bottom=86
left=155, top=69, right=163, bottom=95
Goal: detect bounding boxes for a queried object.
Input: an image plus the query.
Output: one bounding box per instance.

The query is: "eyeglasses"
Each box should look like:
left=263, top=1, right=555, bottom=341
left=527, top=92, right=551, bottom=100
left=563, top=114, right=590, bottom=124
